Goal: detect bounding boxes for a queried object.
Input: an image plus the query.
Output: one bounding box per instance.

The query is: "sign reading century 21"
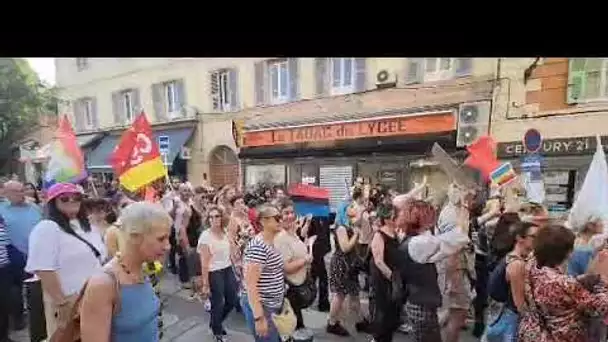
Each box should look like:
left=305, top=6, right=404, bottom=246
left=130, top=133, right=152, bottom=166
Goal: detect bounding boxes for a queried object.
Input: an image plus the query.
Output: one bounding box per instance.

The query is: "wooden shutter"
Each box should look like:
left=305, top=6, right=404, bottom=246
left=288, top=58, right=299, bottom=101
left=567, top=58, right=587, bottom=104
left=354, top=58, right=367, bottom=92
left=73, top=101, right=84, bottom=131
left=112, top=92, right=123, bottom=125
left=455, top=58, right=473, bottom=77
left=210, top=71, right=220, bottom=111
left=131, top=88, right=141, bottom=115
left=315, top=58, right=329, bottom=97
left=90, top=97, right=98, bottom=129
left=405, top=58, right=424, bottom=84
left=229, top=68, right=238, bottom=111
left=152, top=83, right=167, bottom=121
left=254, top=61, right=267, bottom=105
left=176, top=79, right=186, bottom=108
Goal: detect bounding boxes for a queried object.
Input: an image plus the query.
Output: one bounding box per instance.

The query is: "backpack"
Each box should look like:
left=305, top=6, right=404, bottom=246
left=49, top=269, right=121, bottom=342
left=487, top=255, right=523, bottom=303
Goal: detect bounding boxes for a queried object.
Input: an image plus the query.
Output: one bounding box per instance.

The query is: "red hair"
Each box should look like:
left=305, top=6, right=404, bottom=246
left=399, top=199, right=437, bottom=234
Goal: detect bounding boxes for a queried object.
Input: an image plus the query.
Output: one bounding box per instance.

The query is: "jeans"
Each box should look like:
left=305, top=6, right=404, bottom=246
left=241, top=294, right=281, bottom=342
left=7, top=245, right=27, bottom=325
left=208, top=267, right=238, bottom=336
left=0, top=266, right=11, bottom=341
left=485, top=307, right=519, bottom=342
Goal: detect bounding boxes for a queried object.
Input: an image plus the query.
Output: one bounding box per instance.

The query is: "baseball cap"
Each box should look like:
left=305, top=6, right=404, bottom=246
left=46, top=183, right=84, bottom=202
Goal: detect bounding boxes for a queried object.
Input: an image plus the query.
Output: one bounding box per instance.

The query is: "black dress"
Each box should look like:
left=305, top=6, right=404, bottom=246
left=329, top=226, right=360, bottom=296
left=369, top=230, right=401, bottom=342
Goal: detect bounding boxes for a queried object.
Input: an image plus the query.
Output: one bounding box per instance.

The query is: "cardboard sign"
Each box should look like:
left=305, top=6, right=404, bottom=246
left=431, top=143, right=478, bottom=189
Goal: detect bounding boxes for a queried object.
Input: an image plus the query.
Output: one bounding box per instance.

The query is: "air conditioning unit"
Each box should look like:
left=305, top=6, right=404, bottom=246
left=375, top=70, right=397, bottom=89
left=456, top=101, right=491, bottom=147
left=180, top=146, right=192, bottom=160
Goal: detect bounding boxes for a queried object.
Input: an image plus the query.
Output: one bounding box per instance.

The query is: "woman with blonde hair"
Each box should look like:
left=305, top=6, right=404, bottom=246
left=80, top=202, right=172, bottom=342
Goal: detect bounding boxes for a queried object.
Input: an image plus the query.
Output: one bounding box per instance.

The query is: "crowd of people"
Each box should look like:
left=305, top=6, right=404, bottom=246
left=2, top=173, right=608, bottom=342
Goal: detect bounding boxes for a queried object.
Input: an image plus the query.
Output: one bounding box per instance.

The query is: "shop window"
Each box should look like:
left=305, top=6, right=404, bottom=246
left=245, top=165, right=286, bottom=187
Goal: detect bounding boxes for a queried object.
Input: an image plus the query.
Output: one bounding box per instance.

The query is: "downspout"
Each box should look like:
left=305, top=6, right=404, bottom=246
left=488, top=58, right=502, bottom=135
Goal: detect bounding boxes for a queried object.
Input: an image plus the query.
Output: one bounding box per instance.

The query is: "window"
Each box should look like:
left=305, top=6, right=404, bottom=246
left=211, top=69, right=235, bottom=111
left=76, top=58, right=89, bottom=71
left=165, top=81, right=180, bottom=117
left=424, top=57, right=455, bottom=81
left=569, top=58, right=608, bottom=102
left=83, top=99, right=94, bottom=128
left=122, top=91, right=134, bottom=122
left=268, top=60, right=289, bottom=104
left=331, top=58, right=355, bottom=94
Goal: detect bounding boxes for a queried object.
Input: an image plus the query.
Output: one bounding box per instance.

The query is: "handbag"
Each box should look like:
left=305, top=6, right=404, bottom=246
left=49, top=269, right=121, bottom=342
left=286, top=272, right=317, bottom=309
left=271, top=298, right=297, bottom=338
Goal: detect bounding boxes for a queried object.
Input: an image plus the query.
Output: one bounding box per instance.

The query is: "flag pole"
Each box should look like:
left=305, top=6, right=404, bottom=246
left=88, top=178, right=99, bottom=197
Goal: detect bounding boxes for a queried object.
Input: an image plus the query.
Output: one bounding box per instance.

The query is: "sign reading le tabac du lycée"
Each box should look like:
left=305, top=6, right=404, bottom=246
left=242, top=112, right=455, bottom=148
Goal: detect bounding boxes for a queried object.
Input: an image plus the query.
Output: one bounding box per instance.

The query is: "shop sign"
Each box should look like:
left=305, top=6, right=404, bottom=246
left=497, top=135, right=608, bottom=158
left=242, top=112, right=455, bottom=148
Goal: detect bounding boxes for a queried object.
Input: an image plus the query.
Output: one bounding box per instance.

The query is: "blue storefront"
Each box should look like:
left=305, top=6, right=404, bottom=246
left=85, top=126, right=195, bottom=181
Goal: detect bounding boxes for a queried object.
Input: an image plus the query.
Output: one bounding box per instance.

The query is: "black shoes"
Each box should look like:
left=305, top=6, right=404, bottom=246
left=326, top=321, right=350, bottom=336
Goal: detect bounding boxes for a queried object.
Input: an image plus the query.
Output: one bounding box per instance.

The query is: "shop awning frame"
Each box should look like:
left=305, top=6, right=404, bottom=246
left=86, top=127, right=195, bottom=171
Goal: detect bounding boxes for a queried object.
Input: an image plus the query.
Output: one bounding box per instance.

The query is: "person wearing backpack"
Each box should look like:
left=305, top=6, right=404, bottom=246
left=79, top=202, right=172, bottom=342
left=485, top=221, right=539, bottom=342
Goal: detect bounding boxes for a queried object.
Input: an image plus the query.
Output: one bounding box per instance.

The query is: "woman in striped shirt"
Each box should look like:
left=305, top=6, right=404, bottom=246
left=241, top=205, right=285, bottom=342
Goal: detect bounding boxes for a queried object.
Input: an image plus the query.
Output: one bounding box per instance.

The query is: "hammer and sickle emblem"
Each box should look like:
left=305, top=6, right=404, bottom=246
left=130, top=133, right=152, bottom=166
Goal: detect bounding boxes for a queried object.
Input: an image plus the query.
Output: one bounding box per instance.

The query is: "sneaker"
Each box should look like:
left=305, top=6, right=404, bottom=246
left=326, top=321, right=350, bottom=336
left=398, top=322, right=413, bottom=334
left=355, top=319, right=371, bottom=333
left=214, top=335, right=226, bottom=342
left=204, top=299, right=212, bottom=312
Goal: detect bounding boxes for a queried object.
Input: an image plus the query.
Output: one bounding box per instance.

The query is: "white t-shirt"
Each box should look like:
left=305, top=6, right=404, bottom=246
left=197, top=229, right=231, bottom=272
left=274, top=230, right=308, bottom=285
left=26, top=219, right=107, bottom=296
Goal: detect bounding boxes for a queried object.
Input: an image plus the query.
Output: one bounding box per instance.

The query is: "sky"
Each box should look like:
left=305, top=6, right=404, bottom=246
left=25, top=58, right=55, bottom=85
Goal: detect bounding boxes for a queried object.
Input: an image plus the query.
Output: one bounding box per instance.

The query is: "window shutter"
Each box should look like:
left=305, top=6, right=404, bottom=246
left=355, top=58, right=367, bottom=92
left=567, top=58, right=587, bottom=104
left=288, top=58, right=299, bottom=101
left=176, top=79, right=187, bottom=108
left=112, top=92, right=123, bottom=125
left=455, top=58, right=472, bottom=77
left=254, top=61, right=266, bottom=105
left=405, top=58, right=424, bottom=84
left=131, top=88, right=141, bottom=115
left=152, top=83, right=167, bottom=121
left=229, top=68, right=238, bottom=111
left=315, top=58, right=329, bottom=97
left=73, top=101, right=84, bottom=131
left=210, top=71, right=220, bottom=111
left=90, top=97, right=98, bottom=129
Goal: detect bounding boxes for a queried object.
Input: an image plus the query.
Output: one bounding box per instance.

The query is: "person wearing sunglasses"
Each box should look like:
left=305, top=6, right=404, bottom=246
left=241, top=205, right=285, bottom=342
left=25, top=183, right=107, bottom=338
left=199, top=206, right=237, bottom=342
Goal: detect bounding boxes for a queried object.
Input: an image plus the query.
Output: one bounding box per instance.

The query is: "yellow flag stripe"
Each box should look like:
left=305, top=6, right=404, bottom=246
left=119, top=158, right=166, bottom=192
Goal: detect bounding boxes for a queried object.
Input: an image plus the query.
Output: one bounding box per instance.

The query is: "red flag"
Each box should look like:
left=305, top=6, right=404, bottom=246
left=109, top=112, right=166, bottom=192
left=464, top=135, right=502, bottom=181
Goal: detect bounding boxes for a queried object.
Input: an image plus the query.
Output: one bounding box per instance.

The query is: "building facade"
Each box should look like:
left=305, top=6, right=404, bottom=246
left=490, top=58, right=608, bottom=215
left=55, top=58, right=205, bottom=182
left=199, top=58, right=499, bottom=208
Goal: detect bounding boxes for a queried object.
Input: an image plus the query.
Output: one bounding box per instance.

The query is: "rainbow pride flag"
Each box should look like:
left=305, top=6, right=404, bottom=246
left=490, top=162, right=517, bottom=187
left=43, top=116, right=87, bottom=189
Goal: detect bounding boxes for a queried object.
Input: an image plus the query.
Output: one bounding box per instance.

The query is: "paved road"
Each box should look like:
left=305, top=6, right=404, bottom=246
left=10, top=273, right=480, bottom=342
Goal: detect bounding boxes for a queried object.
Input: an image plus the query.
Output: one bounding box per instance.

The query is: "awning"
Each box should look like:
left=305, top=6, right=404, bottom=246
left=86, top=127, right=194, bottom=170
left=76, top=133, right=104, bottom=148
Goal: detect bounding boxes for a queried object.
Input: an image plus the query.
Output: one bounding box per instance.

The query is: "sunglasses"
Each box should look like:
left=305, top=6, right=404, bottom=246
left=209, top=214, right=222, bottom=219
left=57, top=194, right=83, bottom=203
left=262, top=215, right=281, bottom=223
